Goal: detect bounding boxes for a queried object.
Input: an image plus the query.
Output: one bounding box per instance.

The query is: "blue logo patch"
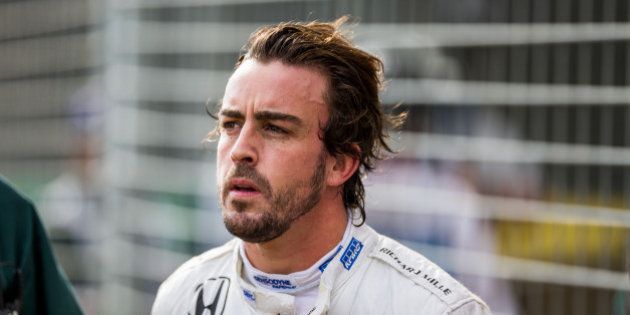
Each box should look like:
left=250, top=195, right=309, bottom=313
left=252, top=275, right=296, bottom=290
left=340, top=238, right=363, bottom=270
left=318, top=245, right=343, bottom=272
left=243, top=289, right=256, bottom=301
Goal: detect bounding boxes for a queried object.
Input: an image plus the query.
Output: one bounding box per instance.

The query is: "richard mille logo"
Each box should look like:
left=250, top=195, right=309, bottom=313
left=189, top=277, right=230, bottom=315
left=378, top=247, right=452, bottom=296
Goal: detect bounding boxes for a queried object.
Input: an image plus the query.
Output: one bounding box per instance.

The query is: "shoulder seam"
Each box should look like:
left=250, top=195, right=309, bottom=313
left=171, top=239, right=237, bottom=276
left=196, top=239, right=237, bottom=261
left=445, top=297, right=489, bottom=314
left=368, top=235, right=474, bottom=307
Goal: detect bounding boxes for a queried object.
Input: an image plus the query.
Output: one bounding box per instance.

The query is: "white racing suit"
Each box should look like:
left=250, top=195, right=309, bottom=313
left=152, top=224, right=491, bottom=315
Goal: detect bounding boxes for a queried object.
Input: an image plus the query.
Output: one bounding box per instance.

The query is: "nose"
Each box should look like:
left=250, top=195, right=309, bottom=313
left=229, top=123, right=258, bottom=165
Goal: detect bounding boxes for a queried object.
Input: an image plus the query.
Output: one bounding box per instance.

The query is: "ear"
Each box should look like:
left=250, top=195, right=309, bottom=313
left=326, top=145, right=360, bottom=187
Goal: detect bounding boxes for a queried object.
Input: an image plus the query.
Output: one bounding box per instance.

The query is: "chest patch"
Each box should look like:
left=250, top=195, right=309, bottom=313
left=340, top=237, right=364, bottom=270
left=191, top=276, right=230, bottom=315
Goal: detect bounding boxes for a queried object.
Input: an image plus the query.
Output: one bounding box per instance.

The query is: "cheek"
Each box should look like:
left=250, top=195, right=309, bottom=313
left=216, top=140, right=232, bottom=173
left=216, top=136, right=233, bottom=159
left=266, top=147, right=320, bottom=178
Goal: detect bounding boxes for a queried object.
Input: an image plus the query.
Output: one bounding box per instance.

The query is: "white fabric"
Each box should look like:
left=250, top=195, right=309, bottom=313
left=239, top=221, right=352, bottom=314
left=152, top=223, right=491, bottom=315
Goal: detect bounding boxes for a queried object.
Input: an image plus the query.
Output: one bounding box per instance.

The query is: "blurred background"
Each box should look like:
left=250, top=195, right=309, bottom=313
left=1, top=0, right=629, bottom=314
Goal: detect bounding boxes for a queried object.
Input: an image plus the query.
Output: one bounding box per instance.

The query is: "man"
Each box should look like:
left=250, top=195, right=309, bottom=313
left=153, top=17, right=490, bottom=315
left=0, top=176, right=84, bottom=315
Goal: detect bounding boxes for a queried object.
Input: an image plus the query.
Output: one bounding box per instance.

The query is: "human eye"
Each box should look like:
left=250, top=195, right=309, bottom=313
left=220, top=120, right=241, bottom=133
left=263, top=123, right=289, bottom=135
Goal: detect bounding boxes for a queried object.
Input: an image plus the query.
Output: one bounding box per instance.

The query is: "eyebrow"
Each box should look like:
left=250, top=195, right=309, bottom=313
left=254, top=111, right=303, bottom=126
left=219, top=109, right=303, bottom=126
left=219, top=109, right=244, bottom=119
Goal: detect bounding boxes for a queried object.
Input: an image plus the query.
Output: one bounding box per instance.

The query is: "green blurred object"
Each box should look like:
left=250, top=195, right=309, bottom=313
left=0, top=176, right=84, bottom=315
left=613, top=290, right=629, bottom=315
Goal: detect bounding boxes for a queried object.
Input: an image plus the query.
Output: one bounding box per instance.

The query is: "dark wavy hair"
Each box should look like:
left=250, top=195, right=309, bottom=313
left=210, top=16, right=406, bottom=225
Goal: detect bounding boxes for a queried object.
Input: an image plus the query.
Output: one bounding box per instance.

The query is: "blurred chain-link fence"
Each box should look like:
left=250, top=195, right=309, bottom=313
left=1, top=0, right=629, bottom=314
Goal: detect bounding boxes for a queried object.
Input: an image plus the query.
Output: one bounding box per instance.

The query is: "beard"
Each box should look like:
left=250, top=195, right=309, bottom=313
left=219, top=151, right=326, bottom=243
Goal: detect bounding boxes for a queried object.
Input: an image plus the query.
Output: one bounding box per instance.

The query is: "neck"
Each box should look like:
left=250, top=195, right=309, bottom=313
left=242, top=190, right=348, bottom=274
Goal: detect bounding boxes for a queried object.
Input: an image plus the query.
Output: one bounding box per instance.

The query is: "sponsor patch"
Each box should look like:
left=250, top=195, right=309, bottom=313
left=376, top=247, right=453, bottom=297
left=191, top=276, right=230, bottom=315
left=340, top=237, right=363, bottom=270
left=243, top=289, right=256, bottom=302
left=318, top=245, right=343, bottom=272
left=252, top=275, right=296, bottom=290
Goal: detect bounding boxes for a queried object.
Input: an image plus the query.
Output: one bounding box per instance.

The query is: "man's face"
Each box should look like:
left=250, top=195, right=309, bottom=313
left=216, top=59, right=330, bottom=243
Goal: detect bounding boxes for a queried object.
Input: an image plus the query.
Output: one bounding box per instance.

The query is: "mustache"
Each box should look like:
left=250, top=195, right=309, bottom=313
left=223, top=164, right=272, bottom=198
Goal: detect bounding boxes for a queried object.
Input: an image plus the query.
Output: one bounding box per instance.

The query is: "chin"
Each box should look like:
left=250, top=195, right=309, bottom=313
left=222, top=207, right=251, bottom=220
left=222, top=204, right=267, bottom=225
left=222, top=212, right=283, bottom=243
left=223, top=198, right=254, bottom=213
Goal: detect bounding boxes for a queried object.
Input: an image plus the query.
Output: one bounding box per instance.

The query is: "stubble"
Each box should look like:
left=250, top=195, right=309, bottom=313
left=220, top=151, right=326, bottom=243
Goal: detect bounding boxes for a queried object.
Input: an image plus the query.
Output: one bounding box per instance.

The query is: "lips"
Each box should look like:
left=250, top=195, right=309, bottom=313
left=222, top=166, right=271, bottom=201
left=227, top=178, right=260, bottom=193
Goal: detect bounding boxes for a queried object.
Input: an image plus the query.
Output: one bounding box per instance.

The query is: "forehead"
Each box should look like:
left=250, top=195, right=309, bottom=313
left=222, top=59, right=329, bottom=117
